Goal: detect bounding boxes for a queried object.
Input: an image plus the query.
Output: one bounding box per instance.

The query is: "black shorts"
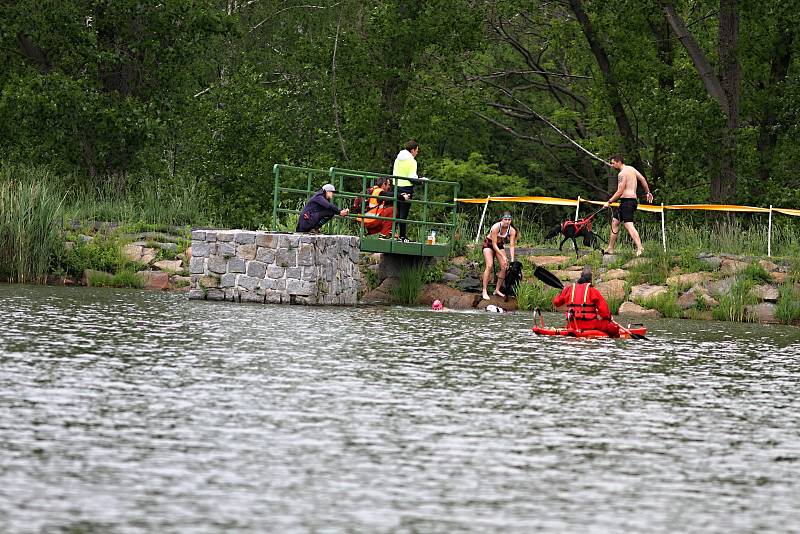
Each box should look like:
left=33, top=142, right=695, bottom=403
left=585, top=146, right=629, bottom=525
left=613, top=198, right=638, bottom=223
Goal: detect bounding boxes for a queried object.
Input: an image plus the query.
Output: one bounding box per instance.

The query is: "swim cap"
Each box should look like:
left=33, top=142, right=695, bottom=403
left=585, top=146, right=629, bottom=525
left=432, top=299, right=443, bottom=311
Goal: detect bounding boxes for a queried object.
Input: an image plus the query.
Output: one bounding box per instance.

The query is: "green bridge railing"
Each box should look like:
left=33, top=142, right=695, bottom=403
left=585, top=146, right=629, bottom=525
left=271, top=164, right=460, bottom=256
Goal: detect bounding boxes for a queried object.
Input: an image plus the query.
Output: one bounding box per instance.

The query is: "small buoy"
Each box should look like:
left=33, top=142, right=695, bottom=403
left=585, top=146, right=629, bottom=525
left=485, top=304, right=504, bottom=313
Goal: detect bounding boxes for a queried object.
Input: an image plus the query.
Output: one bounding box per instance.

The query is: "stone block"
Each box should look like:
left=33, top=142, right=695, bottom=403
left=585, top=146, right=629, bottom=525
left=190, top=241, right=211, bottom=258
left=191, top=230, right=205, bottom=240
left=666, top=272, right=713, bottom=287
left=141, top=248, right=157, bottom=265
left=198, top=275, right=219, bottom=289
left=302, top=267, right=317, bottom=282
left=207, top=256, right=227, bottom=274
left=259, top=279, right=278, bottom=291
left=217, top=242, right=236, bottom=257
left=751, top=284, right=779, bottom=303
left=189, top=256, right=206, bottom=275
left=220, top=273, right=237, bottom=288
left=279, top=234, right=301, bottom=249
left=286, top=267, right=302, bottom=279
left=276, top=248, right=297, bottom=268
left=256, top=247, right=275, bottom=264
left=228, top=257, right=246, bottom=273
left=205, top=289, right=225, bottom=301
left=721, top=259, right=748, bottom=275
left=676, top=286, right=717, bottom=310
left=204, top=232, right=217, bottom=242
left=298, top=244, right=315, bottom=266
left=603, top=269, right=629, bottom=281
left=238, top=243, right=257, bottom=260
left=235, top=232, right=255, bottom=244
left=629, top=284, right=668, bottom=302
left=623, top=257, right=652, bottom=269
left=618, top=301, right=662, bottom=318
left=746, top=302, right=778, bottom=324
left=264, top=290, right=284, bottom=304
left=246, top=260, right=268, bottom=279
left=217, top=231, right=234, bottom=242
left=276, top=278, right=287, bottom=290
left=287, top=279, right=314, bottom=296
left=706, top=277, right=737, bottom=297
left=238, top=276, right=260, bottom=291
left=758, top=259, right=780, bottom=272
left=154, top=259, right=183, bottom=272
left=240, top=291, right=264, bottom=303
left=122, top=243, right=144, bottom=262
left=771, top=272, right=788, bottom=284
left=596, top=279, right=626, bottom=302
left=267, top=265, right=285, bottom=279
left=256, top=234, right=280, bottom=248
left=137, top=270, right=170, bottom=290
left=188, top=289, right=205, bottom=300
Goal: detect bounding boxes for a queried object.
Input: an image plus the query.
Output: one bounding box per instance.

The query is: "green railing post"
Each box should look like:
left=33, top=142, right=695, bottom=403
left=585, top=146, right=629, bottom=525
left=272, top=164, right=281, bottom=231
left=451, top=183, right=460, bottom=249
left=359, top=174, right=367, bottom=240
left=422, top=180, right=429, bottom=244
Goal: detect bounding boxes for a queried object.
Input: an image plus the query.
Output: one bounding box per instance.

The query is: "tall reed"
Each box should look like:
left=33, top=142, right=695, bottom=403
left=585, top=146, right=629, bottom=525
left=0, top=164, right=65, bottom=283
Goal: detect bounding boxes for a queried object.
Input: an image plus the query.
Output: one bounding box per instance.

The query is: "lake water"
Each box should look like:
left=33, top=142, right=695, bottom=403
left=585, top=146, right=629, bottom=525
left=1, top=285, right=799, bottom=533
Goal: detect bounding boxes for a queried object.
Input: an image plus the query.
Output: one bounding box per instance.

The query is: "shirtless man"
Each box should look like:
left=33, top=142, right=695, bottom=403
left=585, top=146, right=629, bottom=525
left=602, top=154, right=654, bottom=257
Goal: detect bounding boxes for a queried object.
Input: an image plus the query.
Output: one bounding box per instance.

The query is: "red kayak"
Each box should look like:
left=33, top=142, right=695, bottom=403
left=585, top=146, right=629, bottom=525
left=531, top=325, right=647, bottom=339
left=531, top=308, right=647, bottom=339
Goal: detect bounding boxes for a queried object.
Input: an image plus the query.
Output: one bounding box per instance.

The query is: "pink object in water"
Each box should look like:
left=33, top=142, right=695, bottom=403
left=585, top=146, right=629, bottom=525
left=432, top=299, right=444, bottom=311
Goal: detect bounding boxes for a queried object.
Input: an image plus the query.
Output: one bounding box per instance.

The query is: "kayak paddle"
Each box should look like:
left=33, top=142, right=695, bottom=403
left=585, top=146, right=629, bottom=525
left=612, top=320, right=649, bottom=341
left=534, top=266, right=564, bottom=290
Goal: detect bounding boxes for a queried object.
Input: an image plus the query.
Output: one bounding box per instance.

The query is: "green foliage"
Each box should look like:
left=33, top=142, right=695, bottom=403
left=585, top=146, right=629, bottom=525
left=775, top=283, right=800, bottom=325
left=425, top=153, right=534, bottom=199
left=515, top=281, right=558, bottom=312
left=638, top=290, right=682, bottom=319
left=0, top=164, right=64, bottom=283
left=54, top=235, right=139, bottom=277
left=88, top=269, right=144, bottom=289
left=713, top=280, right=758, bottom=322
left=740, top=262, right=772, bottom=284
left=390, top=265, right=426, bottom=305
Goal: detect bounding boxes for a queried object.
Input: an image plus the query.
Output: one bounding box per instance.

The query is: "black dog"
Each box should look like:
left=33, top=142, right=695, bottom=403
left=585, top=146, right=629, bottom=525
left=545, top=217, right=606, bottom=257
left=502, top=260, right=524, bottom=300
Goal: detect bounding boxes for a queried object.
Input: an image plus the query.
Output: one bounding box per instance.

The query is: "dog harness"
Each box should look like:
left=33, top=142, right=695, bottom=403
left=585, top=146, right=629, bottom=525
left=561, top=217, right=592, bottom=236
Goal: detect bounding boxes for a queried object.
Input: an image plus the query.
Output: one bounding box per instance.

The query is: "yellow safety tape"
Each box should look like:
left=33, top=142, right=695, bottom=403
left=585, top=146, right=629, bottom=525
left=456, top=196, right=800, bottom=217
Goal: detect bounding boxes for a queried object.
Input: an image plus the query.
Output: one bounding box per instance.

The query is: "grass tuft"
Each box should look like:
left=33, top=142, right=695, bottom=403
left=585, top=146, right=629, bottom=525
left=391, top=265, right=426, bottom=305
left=515, top=281, right=558, bottom=311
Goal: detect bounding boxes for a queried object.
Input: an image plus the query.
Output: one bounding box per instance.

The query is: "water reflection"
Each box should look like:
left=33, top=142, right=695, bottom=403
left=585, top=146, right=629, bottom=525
left=0, top=285, right=799, bottom=532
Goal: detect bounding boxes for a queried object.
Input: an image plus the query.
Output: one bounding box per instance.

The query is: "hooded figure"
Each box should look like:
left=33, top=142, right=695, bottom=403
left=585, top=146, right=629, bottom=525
left=296, top=184, right=348, bottom=233
left=552, top=266, right=620, bottom=337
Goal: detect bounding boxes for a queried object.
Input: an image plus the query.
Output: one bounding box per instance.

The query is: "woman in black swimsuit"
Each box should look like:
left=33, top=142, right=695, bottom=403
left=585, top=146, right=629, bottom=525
left=481, top=212, right=518, bottom=301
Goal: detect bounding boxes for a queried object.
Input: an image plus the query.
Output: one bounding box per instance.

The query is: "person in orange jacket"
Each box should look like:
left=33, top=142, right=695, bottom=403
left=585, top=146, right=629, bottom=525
left=552, top=266, right=620, bottom=337
left=357, top=177, right=394, bottom=238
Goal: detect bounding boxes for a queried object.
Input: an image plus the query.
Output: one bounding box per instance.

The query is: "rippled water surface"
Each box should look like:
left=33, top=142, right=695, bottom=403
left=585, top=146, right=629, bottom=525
left=1, top=285, right=799, bottom=533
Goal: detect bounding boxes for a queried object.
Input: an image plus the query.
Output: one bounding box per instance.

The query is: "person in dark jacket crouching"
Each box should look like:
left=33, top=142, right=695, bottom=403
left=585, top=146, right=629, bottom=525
left=296, top=184, right=350, bottom=234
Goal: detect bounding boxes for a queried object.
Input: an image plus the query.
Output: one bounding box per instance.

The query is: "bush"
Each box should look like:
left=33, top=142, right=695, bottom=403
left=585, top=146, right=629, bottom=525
left=638, top=289, right=681, bottom=318
left=391, top=265, right=426, bottom=305
left=713, top=280, right=758, bottom=322
left=515, top=281, right=558, bottom=311
left=53, top=235, right=140, bottom=277
left=775, top=283, right=800, bottom=325
left=740, top=262, right=772, bottom=284
left=0, top=164, right=65, bottom=283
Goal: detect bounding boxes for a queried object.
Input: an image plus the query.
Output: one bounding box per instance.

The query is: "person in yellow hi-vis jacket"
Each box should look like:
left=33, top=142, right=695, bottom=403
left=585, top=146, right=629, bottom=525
left=392, top=140, right=425, bottom=242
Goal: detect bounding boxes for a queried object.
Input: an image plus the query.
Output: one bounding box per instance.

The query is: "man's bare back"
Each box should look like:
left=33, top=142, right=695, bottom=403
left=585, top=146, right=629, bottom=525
left=618, top=164, right=650, bottom=200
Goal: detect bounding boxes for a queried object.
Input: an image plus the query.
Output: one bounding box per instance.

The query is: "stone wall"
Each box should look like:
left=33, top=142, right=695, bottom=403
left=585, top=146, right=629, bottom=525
left=188, top=230, right=361, bottom=305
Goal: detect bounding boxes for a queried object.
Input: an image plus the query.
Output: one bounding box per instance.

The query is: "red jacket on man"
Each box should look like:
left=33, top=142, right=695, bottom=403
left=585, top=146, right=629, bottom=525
left=552, top=282, right=619, bottom=337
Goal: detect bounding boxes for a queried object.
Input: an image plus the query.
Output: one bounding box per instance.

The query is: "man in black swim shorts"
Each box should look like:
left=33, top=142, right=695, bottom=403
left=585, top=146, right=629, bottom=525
left=602, top=154, right=653, bottom=256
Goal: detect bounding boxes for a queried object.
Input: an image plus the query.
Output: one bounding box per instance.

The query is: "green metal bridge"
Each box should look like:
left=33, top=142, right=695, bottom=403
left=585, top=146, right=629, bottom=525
left=272, top=164, right=460, bottom=257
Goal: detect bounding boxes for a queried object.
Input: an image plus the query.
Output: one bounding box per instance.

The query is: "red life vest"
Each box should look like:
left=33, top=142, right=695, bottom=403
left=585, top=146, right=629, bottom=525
left=566, top=283, right=598, bottom=321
